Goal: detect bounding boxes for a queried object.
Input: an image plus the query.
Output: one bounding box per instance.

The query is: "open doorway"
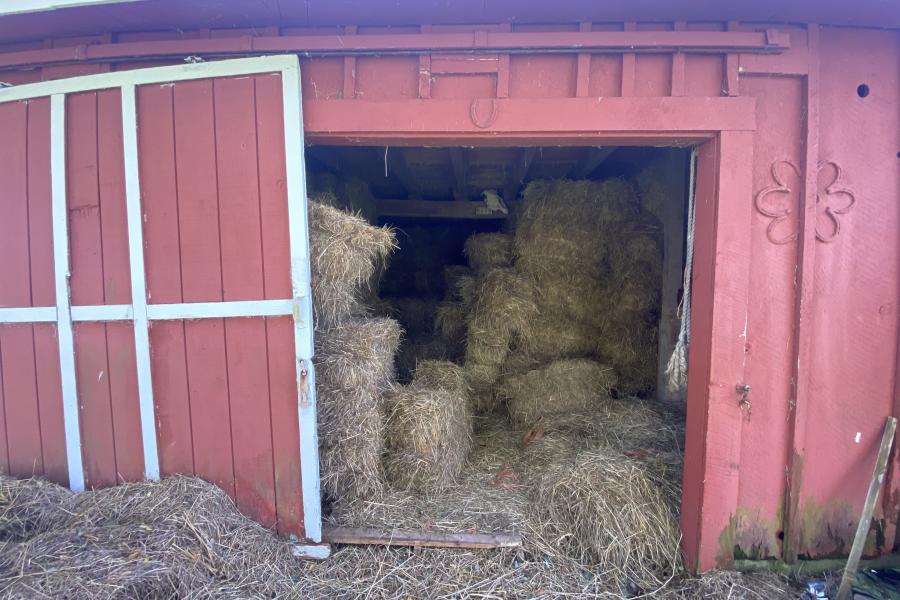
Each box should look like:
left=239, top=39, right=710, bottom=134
left=307, top=143, right=693, bottom=589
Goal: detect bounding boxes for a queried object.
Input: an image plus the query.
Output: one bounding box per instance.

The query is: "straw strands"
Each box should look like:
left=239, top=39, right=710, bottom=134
left=532, top=447, right=681, bottom=589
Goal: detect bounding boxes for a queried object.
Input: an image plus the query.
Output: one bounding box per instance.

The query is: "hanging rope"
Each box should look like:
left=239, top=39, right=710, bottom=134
left=666, top=150, right=697, bottom=395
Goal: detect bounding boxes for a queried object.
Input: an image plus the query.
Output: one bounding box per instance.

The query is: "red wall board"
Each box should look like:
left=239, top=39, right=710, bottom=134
left=798, top=27, right=900, bottom=556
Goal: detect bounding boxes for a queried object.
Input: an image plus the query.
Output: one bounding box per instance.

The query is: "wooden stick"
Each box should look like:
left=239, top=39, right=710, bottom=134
left=836, top=416, right=898, bottom=600
left=322, top=525, right=521, bottom=549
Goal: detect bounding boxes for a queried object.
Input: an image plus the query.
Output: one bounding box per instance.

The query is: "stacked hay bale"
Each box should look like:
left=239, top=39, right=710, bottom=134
left=309, top=195, right=401, bottom=502
left=433, top=264, right=473, bottom=358
left=498, top=359, right=616, bottom=426
left=458, top=178, right=662, bottom=410
left=464, top=267, right=537, bottom=411
left=384, top=361, right=472, bottom=491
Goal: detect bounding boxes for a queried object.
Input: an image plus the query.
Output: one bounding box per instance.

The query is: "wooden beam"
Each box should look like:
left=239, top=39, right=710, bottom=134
left=0, top=29, right=793, bottom=70
left=569, top=147, right=615, bottom=178
left=503, top=147, right=536, bottom=202
left=835, top=416, right=898, bottom=600
left=448, top=148, right=469, bottom=200
left=377, top=199, right=508, bottom=220
left=322, top=525, right=521, bottom=549
left=388, top=149, right=423, bottom=199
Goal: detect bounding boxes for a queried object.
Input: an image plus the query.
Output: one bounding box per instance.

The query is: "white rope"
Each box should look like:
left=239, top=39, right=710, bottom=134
left=666, top=149, right=697, bottom=394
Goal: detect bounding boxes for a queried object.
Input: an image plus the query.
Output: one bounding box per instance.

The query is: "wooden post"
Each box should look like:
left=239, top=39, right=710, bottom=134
left=835, top=416, right=898, bottom=600
left=322, top=525, right=521, bottom=549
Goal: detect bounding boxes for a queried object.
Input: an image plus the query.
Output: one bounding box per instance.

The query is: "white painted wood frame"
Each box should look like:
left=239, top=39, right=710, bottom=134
left=0, top=55, right=321, bottom=542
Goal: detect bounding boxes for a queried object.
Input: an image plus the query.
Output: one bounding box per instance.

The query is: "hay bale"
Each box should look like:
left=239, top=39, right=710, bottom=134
left=499, top=359, right=616, bottom=426
left=516, top=313, right=600, bottom=362
left=389, top=297, right=438, bottom=337
left=315, top=317, right=401, bottom=500
left=463, top=232, right=513, bottom=273
left=532, top=272, right=612, bottom=328
left=464, top=362, right=501, bottom=413
left=442, top=265, right=473, bottom=300
left=384, top=361, right=472, bottom=491
left=395, top=336, right=458, bottom=383
left=456, top=273, right=477, bottom=305
left=513, top=179, right=639, bottom=278
left=309, top=197, right=396, bottom=326
left=434, top=300, right=467, bottom=344
left=597, top=320, right=658, bottom=394
left=465, top=268, right=537, bottom=367
left=533, top=448, right=680, bottom=589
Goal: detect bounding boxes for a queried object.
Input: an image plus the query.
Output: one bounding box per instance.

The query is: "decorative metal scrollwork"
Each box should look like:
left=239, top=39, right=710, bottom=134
left=754, top=158, right=856, bottom=244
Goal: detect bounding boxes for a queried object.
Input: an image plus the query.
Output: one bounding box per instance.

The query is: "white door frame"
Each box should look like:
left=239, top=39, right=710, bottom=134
left=0, top=55, right=321, bottom=542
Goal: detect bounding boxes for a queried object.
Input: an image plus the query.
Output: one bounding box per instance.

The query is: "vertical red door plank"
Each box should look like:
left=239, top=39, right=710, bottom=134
left=171, top=79, right=234, bottom=497
left=137, top=84, right=194, bottom=476
left=26, top=98, right=67, bottom=484
left=0, top=100, right=44, bottom=477
left=67, top=91, right=118, bottom=488
left=256, top=73, right=303, bottom=534
left=0, top=326, right=43, bottom=477
left=0, top=342, right=6, bottom=475
left=214, top=75, right=277, bottom=527
left=97, top=89, right=143, bottom=482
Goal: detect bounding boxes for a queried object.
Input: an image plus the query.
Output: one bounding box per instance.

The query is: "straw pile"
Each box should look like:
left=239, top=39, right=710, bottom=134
left=0, top=422, right=799, bottom=599
left=0, top=476, right=299, bottom=599
left=533, top=447, right=681, bottom=589
left=498, top=359, right=616, bottom=426
left=384, top=361, right=472, bottom=491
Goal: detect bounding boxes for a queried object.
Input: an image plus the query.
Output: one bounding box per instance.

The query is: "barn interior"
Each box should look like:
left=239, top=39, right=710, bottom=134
left=305, top=144, right=693, bottom=587
left=306, top=144, right=690, bottom=393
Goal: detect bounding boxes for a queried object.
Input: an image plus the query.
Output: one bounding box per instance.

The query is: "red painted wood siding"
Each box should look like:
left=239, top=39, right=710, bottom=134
left=0, top=19, right=898, bottom=569
left=138, top=74, right=303, bottom=535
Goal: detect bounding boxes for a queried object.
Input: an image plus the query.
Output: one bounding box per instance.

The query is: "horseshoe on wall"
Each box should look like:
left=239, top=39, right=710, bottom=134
left=469, top=98, right=499, bottom=129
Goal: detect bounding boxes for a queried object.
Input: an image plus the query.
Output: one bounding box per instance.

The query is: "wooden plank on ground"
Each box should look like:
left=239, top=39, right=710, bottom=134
left=835, top=416, right=898, bottom=600
left=322, top=525, right=521, bottom=549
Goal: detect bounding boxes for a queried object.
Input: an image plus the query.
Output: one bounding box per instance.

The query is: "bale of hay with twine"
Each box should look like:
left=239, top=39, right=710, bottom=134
left=533, top=448, right=681, bottom=589
left=314, top=316, right=401, bottom=501
left=463, top=232, right=513, bottom=273
left=384, top=361, right=472, bottom=491
left=499, top=359, right=617, bottom=426
left=309, top=196, right=396, bottom=326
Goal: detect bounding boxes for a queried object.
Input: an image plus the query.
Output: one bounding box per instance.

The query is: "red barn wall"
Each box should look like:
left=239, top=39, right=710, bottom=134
left=0, top=19, right=897, bottom=570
